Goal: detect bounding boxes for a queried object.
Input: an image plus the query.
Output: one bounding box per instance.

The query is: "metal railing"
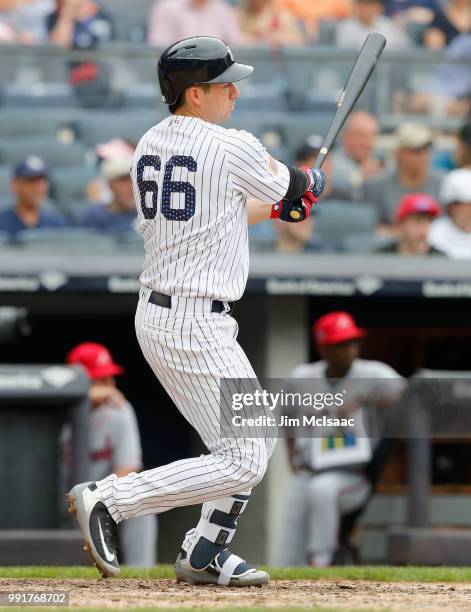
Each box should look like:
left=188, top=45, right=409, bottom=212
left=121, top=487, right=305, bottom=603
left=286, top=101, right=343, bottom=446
left=0, top=44, right=469, bottom=128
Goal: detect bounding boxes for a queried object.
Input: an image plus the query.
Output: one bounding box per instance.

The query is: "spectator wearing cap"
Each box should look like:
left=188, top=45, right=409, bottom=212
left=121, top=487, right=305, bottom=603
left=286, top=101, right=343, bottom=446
left=0, top=157, right=66, bottom=240
left=428, top=168, right=471, bottom=258
left=148, top=0, right=243, bottom=48
left=80, top=157, right=137, bottom=234
left=278, top=311, right=402, bottom=567
left=64, top=342, right=157, bottom=567
left=363, top=123, right=444, bottom=230
left=377, top=193, right=443, bottom=254
left=330, top=111, right=382, bottom=200
left=335, top=0, right=412, bottom=50
left=237, top=0, right=305, bottom=47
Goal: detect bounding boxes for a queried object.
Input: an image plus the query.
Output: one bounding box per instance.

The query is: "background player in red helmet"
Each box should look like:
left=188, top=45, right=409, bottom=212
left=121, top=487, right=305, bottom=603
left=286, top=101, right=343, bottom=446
left=278, top=311, right=402, bottom=567
left=65, top=342, right=157, bottom=567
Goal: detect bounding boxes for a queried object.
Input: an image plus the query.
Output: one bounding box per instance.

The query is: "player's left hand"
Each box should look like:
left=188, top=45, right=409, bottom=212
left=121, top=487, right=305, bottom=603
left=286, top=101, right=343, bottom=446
left=270, top=191, right=317, bottom=223
left=303, top=167, right=326, bottom=198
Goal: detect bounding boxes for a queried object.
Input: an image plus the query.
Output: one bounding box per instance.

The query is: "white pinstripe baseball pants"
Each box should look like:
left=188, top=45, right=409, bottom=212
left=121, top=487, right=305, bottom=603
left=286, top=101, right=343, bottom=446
left=96, top=286, right=276, bottom=524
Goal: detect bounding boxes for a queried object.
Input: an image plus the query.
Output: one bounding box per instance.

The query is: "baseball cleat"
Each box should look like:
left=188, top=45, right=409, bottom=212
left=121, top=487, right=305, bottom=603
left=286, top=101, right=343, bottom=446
left=66, top=482, right=120, bottom=578
left=175, top=549, right=269, bottom=587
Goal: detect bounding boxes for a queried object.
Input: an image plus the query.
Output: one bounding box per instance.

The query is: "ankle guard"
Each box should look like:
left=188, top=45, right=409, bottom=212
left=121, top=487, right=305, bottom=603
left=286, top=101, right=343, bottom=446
left=182, top=492, right=250, bottom=570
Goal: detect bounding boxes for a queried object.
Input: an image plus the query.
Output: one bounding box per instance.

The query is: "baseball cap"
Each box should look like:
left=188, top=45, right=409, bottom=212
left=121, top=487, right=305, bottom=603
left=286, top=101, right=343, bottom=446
left=312, top=311, right=367, bottom=346
left=101, top=157, right=132, bottom=181
left=13, top=156, right=49, bottom=180
left=440, top=168, right=471, bottom=205
left=396, top=123, right=433, bottom=149
left=294, top=134, right=324, bottom=162
left=395, top=193, right=441, bottom=222
left=66, top=342, right=125, bottom=380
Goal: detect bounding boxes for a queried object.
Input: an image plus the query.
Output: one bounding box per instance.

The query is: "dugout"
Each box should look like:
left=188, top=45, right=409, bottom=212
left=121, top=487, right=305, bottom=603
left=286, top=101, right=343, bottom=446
left=0, top=364, right=91, bottom=565
left=2, top=250, right=471, bottom=565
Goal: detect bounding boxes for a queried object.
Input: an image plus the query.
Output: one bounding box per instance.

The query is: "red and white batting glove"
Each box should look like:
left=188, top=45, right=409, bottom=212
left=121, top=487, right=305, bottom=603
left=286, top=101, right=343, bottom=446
left=302, top=167, right=326, bottom=198
left=270, top=191, right=317, bottom=223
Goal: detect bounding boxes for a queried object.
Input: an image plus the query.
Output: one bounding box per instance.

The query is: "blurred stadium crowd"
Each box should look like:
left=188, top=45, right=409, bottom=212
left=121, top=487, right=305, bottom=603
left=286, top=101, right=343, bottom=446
left=0, top=0, right=470, bottom=256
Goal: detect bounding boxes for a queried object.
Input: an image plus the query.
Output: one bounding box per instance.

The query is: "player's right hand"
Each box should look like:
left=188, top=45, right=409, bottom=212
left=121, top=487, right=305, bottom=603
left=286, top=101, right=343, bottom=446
left=270, top=192, right=317, bottom=223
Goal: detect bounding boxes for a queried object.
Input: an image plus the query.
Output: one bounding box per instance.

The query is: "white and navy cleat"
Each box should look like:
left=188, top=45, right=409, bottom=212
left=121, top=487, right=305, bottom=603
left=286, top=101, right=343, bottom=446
left=175, top=549, right=269, bottom=587
left=66, top=482, right=120, bottom=578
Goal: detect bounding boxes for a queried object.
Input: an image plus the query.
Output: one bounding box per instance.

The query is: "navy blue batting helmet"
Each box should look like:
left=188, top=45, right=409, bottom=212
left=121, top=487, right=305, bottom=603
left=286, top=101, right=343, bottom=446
left=158, top=36, right=253, bottom=106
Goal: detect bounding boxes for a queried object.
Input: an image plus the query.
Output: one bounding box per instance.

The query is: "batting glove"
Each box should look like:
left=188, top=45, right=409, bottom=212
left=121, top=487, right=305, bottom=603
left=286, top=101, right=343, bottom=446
left=270, top=191, right=317, bottom=223
left=303, top=167, right=326, bottom=198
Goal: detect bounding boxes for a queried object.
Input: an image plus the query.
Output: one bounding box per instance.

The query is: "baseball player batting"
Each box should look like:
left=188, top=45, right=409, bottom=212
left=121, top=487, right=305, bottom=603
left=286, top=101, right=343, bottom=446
left=67, top=36, right=325, bottom=587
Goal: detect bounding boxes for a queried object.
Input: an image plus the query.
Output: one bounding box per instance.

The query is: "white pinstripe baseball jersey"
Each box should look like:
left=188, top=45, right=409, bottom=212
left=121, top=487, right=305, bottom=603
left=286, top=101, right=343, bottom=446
left=131, top=114, right=290, bottom=302
left=95, top=113, right=284, bottom=579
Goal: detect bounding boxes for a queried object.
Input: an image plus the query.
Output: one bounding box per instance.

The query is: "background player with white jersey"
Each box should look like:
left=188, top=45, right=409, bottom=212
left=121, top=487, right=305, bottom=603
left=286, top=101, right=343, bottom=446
left=65, top=343, right=157, bottom=567
left=278, top=311, right=403, bottom=567
left=67, top=36, right=325, bottom=586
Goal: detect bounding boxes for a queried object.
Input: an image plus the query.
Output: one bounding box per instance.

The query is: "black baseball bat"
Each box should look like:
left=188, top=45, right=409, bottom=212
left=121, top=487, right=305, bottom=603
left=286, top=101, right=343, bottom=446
left=314, top=32, right=386, bottom=170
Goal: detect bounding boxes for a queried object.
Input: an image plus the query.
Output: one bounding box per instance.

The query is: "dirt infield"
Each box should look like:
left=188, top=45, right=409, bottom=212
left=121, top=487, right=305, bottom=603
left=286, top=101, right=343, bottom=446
left=1, top=578, right=471, bottom=611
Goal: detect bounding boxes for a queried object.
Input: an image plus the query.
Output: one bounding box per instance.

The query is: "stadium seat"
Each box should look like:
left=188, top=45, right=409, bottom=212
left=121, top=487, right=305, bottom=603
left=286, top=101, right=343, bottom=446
left=73, top=111, right=161, bottom=146
left=236, top=48, right=285, bottom=87
left=282, top=113, right=333, bottom=156
left=227, top=110, right=334, bottom=160
left=0, top=137, right=86, bottom=168
left=16, top=227, right=117, bottom=252
left=1, top=83, right=76, bottom=109
left=234, top=81, right=288, bottom=112
left=0, top=62, right=17, bottom=89
left=58, top=199, right=93, bottom=222
left=341, top=234, right=396, bottom=253
left=51, top=167, right=99, bottom=207
left=406, top=21, right=428, bottom=46
left=249, top=222, right=277, bottom=252
left=0, top=166, right=10, bottom=196
left=300, top=92, right=340, bottom=113
left=122, top=84, right=159, bottom=109
left=227, top=110, right=283, bottom=138
left=0, top=113, right=66, bottom=138
left=318, top=21, right=337, bottom=45
left=39, top=58, right=69, bottom=84
left=283, top=53, right=352, bottom=108
left=312, top=200, right=378, bottom=249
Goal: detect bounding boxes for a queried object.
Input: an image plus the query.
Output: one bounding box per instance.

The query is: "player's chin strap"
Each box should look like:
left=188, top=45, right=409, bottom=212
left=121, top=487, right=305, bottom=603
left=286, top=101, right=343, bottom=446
left=182, top=492, right=251, bottom=571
